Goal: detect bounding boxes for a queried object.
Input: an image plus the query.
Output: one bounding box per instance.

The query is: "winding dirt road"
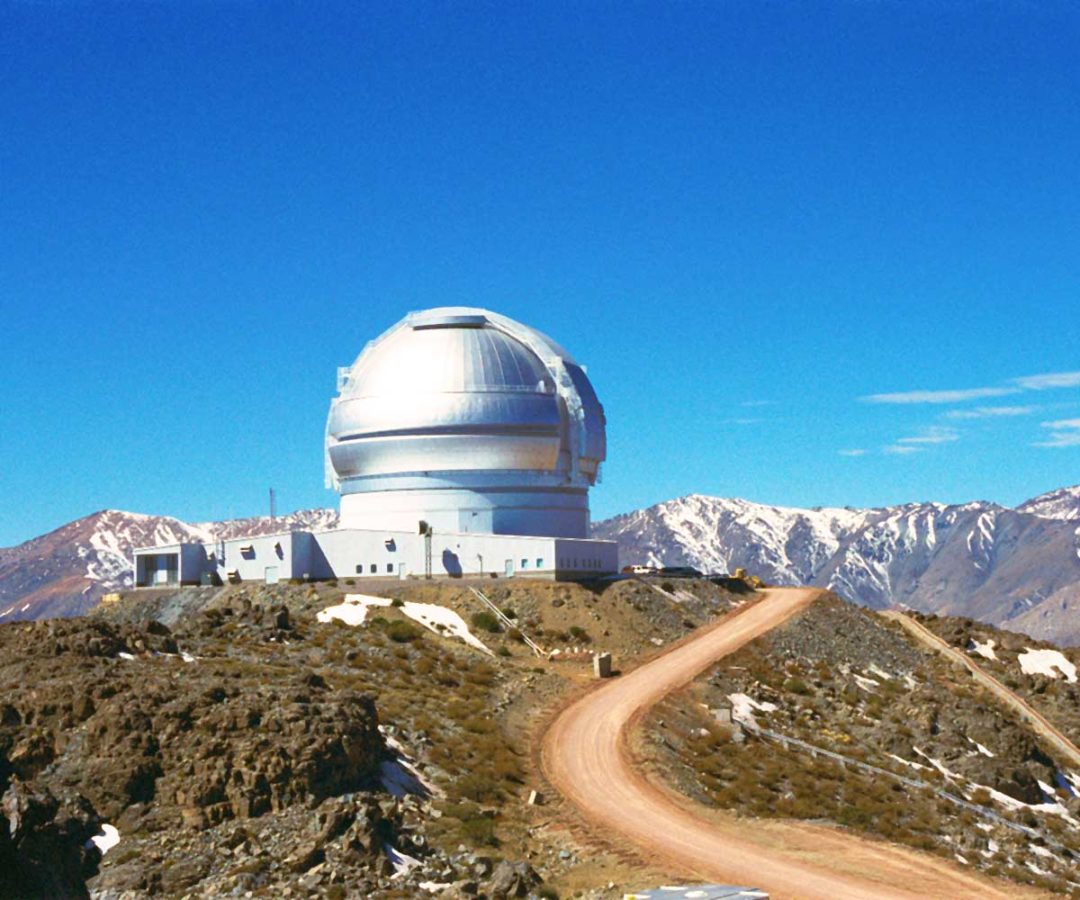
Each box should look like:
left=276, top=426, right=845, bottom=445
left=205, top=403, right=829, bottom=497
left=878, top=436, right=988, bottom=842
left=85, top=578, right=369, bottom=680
left=541, top=588, right=1039, bottom=899
left=883, top=610, right=1080, bottom=769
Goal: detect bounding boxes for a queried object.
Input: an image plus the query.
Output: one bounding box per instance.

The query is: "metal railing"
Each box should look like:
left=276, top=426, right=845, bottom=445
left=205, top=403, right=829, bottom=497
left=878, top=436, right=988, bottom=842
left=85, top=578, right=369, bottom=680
left=468, top=586, right=545, bottom=657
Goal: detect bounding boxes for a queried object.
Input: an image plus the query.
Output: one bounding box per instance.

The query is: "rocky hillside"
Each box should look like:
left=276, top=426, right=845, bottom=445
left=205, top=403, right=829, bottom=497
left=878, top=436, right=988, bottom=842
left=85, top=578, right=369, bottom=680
left=647, top=596, right=1080, bottom=896
left=0, top=509, right=338, bottom=622
left=2, top=578, right=1073, bottom=898
left=594, top=486, right=1080, bottom=645
left=0, top=576, right=746, bottom=898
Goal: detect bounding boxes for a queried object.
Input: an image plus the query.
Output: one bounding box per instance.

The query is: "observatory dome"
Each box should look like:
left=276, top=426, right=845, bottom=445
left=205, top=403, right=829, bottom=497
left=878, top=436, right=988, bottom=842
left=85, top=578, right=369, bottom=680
left=326, top=308, right=605, bottom=538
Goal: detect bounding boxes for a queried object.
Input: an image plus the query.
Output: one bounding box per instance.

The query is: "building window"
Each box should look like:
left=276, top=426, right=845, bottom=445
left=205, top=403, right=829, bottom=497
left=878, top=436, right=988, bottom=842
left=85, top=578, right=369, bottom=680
left=370, top=563, right=377, bottom=574
left=521, top=558, right=528, bottom=569
left=355, top=564, right=363, bottom=574
left=387, top=563, right=394, bottom=573
left=536, top=558, right=543, bottom=568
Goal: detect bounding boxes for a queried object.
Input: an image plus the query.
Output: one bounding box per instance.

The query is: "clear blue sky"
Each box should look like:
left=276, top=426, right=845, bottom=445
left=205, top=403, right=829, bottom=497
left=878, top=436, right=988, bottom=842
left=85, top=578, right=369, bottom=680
left=2, top=2, right=1079, bottom=547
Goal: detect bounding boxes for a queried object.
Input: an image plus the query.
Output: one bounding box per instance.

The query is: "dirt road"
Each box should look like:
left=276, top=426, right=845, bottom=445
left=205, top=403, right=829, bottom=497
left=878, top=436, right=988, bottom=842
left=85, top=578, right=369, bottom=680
left=883, top=610, right=1080, bottom=769
left=541, top=588, right=1037, bottom=900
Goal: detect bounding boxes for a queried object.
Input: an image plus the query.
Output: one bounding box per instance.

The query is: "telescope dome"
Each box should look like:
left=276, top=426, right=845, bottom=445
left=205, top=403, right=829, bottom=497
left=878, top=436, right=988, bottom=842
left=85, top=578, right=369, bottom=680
left=326, top=307, right=605, bottom=538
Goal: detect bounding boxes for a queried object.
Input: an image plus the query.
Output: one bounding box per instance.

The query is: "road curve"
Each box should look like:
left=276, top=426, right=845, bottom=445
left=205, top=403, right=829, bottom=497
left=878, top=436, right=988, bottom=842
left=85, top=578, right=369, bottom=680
left=883, top=611, right=1080, bottom=769
left=541, top=588, right=1030, bottom=900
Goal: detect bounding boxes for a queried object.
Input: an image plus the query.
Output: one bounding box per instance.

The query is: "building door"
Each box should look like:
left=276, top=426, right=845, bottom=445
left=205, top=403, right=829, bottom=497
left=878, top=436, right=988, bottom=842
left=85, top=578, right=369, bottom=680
left=504, top=559, right=514, bottom=577
left=264, top=566, right=279, bottom=585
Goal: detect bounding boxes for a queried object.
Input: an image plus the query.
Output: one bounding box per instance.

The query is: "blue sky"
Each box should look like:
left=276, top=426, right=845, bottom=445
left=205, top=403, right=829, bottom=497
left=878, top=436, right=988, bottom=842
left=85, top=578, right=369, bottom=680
left=2, top=2, right=1078, bottom=546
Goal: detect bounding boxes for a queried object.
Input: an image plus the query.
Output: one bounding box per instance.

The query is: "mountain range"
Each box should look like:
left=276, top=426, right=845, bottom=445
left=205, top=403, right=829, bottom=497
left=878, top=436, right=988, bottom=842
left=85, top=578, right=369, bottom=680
left=593, top=485, right=1080, bottom=645
left=3, top=485, right=1079, bottom=644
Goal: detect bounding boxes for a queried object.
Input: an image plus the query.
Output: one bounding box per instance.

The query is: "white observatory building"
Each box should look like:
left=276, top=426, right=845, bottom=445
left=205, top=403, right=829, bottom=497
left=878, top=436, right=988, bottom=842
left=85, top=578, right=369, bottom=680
left=133, top=308, right=618, bottom=587
left=327, top=307, right=605, bottom=538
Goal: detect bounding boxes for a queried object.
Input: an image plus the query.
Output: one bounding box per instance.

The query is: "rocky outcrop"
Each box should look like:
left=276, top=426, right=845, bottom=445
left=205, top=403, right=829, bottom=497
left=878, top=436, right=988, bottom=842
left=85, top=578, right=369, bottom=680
left=0, top=779, right=102, bottom=900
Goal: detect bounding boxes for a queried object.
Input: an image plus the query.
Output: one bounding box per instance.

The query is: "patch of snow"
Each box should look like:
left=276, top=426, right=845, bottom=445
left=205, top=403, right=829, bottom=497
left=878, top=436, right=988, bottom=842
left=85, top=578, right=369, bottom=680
left=384, top=842, right=422, bottom=878
left=1017, top=647, right=1077, bottom=683
left=1025, top=860, right=1049, bottom=876
left=888, top=753, right=928, bottom=771
left=727, top=693, right=777, bottom=728
left=967, top=738, right=995, bottom=758
left=380, top=759, right=427, bottom=799
left=912, top=747, right=962, bottom=780
left=977, top=782, right=1080, bottom=827
left=88, top=824, right=120, bottom=855
left=317, top=594, right=391, bottom=626
left=318, top=594, right=492, bottom=654
left=969, top=638, right=997, bottom=661
left=954, top=853, right=968, bottom=865
left=420, top=883, right=453, bottom=893
left=1030, top=845, right=1060, bottom=862
left=20, top=604, right=29, bottom=612
left=867, top=663, right=892, bottom=681
left=117, top=652, right=135, bottom=661
left=852, top=674, right=879, bottom=692
left=1057, top=770, right=1080, bottom=798
left=378, top=727, right=440, bottom=799
left=180, top=650, right=199, bottom=663
left=397, top=600, right=492, bottom=654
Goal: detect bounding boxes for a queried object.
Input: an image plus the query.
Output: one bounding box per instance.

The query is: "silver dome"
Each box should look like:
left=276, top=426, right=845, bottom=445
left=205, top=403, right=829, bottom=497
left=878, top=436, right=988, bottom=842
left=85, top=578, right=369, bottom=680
left=326, top=307, right=606, bottom=538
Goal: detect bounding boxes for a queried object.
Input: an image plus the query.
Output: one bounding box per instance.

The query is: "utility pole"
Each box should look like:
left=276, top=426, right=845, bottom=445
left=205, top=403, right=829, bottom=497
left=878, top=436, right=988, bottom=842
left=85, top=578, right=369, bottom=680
left=419, top=520, right=433, bottom=579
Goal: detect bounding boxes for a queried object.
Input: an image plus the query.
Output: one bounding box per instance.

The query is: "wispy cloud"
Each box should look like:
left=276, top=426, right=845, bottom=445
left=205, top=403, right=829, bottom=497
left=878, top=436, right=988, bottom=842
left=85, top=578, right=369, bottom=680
left=724, top=417, right=765, bottom=426
left=863, top=387, right=1019, bottom=405
left=1013, top=371, right=1080, bottom=391
left=838, top=448, right=867, bottom=457
left=739, top=400, right=775, bottom=408
left=944, top=405, right=1036, bottom=420
left=880, top=425, right=960, bottom=456
left=1035, top=418, right=1080, bottom=448
left=863, top=369, right=1080, bottom=406
left=897, top=426, right=960, bottom=445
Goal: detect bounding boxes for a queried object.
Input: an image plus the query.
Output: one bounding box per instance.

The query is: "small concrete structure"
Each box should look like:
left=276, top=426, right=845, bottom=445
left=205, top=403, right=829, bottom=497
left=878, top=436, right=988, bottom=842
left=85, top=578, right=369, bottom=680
left=593, top=652, right=613, bottom=678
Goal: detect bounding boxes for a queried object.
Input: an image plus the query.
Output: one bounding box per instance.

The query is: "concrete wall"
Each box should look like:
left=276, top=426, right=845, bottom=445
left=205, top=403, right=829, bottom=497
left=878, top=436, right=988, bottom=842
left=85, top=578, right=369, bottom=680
left=339, top=486, right=590, bottom=539
left=214, top=532, right=311, bottom=584
left=553, top=537, right=620, bottom=579
left=134, top=529, right=618, bottom=586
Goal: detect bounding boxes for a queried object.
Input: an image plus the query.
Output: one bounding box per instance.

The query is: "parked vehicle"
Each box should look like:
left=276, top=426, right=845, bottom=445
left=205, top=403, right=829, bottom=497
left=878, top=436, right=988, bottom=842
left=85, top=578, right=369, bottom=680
left=658, top=565, right=703, bottom=578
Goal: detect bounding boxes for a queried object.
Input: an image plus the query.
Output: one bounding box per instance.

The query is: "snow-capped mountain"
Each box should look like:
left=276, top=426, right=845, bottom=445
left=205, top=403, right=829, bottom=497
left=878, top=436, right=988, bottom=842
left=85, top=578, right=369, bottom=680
left=0, top=508, right=338, bottom=622
left=593, top=486, right=1080, bottom=644
left=1016, top=485, right=1080, bottom=521
left=4, top=485, right=1080, bottom=644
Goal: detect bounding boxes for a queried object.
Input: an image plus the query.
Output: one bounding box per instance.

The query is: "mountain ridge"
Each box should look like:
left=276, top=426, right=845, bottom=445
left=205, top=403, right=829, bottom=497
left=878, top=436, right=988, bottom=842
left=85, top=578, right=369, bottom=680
left=3, top=485, right=1078, bottom=642
left=592, top=484, right=1080, bottom=644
